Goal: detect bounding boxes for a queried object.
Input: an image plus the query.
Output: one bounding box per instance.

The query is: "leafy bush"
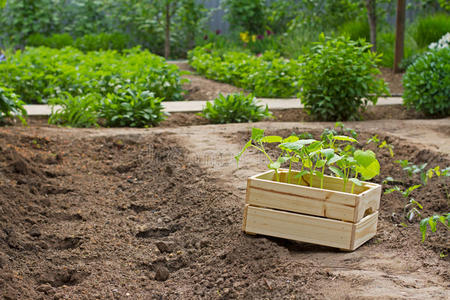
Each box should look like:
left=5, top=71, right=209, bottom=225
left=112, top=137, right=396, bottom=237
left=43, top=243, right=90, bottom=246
left=403, top=48, right=450, bottom=116
left=74, top=33, right=129, bottom=52
left=298, top=34, right=389, bottom=121
left=222, top=0, right=266, bottom=34
left=0, top=46, right=187, bottom=104
left=199, top=93, right=272, bottom=124
left=413, top=13, right=450, bottom=49
left=188, top=44, right=301, bottom=98
left=0, top=86, right=27, bottom=125
left=339, top=19, right=370, bottom=41
left=99, top=89, right=166, bottom=127
left=377, top=31, right=421, bottom=68
left=48, top=93, right=100, bottom=128
left=27, top=33, right=74, bottom=49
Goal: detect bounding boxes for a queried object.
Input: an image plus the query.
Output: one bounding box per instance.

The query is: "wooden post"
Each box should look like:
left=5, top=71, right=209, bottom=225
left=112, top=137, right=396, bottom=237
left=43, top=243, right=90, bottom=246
left=366, top=0, right=377, bottom=52
left=394, top=0, right=406, bottom=73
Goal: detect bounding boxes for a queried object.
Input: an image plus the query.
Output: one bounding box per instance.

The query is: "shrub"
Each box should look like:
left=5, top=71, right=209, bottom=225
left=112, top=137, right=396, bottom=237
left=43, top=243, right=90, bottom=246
left=0, top=46, right=187, bottom=104
left=99, top=89, right=167, bottom=127
left=199, top=93, right=272, bottom=124
left=0, top=86, right=27, bottom=125
left=414, top=13, right=450, bottom=49
left=377, top=31, right=421, bottom=68
left=188, top=44, right=301, bottom=98
left=298, top=34, right=389, bottom=121
left=48, top=93, right=100, bottom=128
left=339, top=19, right=370, bottom=42
left=403, top=48, right=450, bottom=116
left=223, top=0, right=266, bottom=34
left=74, top=33, right=129, bottom=52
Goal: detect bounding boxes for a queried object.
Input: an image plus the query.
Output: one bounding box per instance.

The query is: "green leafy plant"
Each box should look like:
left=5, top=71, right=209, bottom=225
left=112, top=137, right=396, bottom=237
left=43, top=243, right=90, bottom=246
left=199, top=93, right=272, bottom=124
left=413, top=13, right=450, bottom=49
left=396, top=159, right=428, bottom=184
left=99, top=88, right=167, bottom=127
left=0, top=46, right=187, bottom=104
left=0, top=86, right=27, bottom=125
left=298, top=34, right=389, bottom=121
left=403, top=48, right=450, bottom=116
left=74, top=32, right=129, bottom=52
left=236, top=127, right=380, bottom=194
left=385, top=184, right=422, bottom=222
left=27, top=33, right=74, bottom=49
left=222, top=0, right=266, bottom=34
left=48, top=92, right=100, bottom=128
left=339, top=19, right=370, bottom=41
left=188, top=44, right=301, bottom=98
left=420, top=213, right=449, bottom=242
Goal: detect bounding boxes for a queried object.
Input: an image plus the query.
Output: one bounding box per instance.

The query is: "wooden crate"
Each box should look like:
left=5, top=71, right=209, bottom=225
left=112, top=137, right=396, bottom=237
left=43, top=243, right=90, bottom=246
left=246, top=169, right=381, bottom=223
left=242, top=169, right=380, bottom=250
left=243, top=205, right=378, bottom=251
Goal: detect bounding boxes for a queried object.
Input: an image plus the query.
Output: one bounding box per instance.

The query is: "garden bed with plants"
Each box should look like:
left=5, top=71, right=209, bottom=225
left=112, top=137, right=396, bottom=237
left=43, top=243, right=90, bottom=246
left=0, top=120, right=448, bottom=299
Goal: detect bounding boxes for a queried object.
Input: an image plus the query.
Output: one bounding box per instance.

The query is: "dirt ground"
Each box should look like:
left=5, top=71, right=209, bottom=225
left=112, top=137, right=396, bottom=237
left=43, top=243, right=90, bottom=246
left=1, top=117, right=449, bottom=299
left=171, top=62, right=404, bottom=100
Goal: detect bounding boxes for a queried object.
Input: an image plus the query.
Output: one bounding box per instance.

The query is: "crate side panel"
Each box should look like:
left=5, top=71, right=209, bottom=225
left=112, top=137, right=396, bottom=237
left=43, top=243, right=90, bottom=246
left=249, top=178, right=357, bottom=206
left=351, top=211, right=379, bottom=250
left=244, top=206, right=353, bottom=249
left=247, top=187, right=355, bottom=221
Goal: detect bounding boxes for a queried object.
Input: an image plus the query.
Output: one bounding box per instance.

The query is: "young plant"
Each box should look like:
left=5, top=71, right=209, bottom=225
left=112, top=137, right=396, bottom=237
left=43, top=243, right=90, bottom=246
left=385, top=184, right=422, bottom=222
left=236, top=127, right=380, bottom=194
left=420, top=213, right=449, bottom=242
left=0, top=86, right=27, bottom=125
left=395, top=159, right=428, bottom=184
left=199, top=93, right=272, bottom=124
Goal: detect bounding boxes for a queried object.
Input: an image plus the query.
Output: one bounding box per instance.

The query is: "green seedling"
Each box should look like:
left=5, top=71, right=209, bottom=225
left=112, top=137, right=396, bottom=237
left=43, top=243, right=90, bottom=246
left=384, top=184, right=421, bottom=198
left=425, top=166, right=450, bottom=199
left=395, top=159, right=428, bottom=184
left=366, top=134, right=380, bottom=145
left=404, top=199, right=423, bottom=222
left=379, top=140, right=395, bottom=157
left=420, top=213, right=449, bottom=242
left=236, top=127, right=380, bottom=194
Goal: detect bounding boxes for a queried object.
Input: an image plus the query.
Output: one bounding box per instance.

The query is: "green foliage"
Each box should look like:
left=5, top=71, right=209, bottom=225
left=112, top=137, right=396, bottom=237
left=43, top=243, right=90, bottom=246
left=199, top=93, right=272, bottom=124
left=223, top=0, right=266, bottom=34
left=377, top=31, right=422, bottom=68
left=339, top=19, right=370, bottom=41
left=420, top=214, right=449, bottom=242
left=48, top=93, right=100, bottom=128
left=236, top=126, right=380, bottom=193
left=74, top=33, right=129, bottom=52
left=27, top=33, right=74, bottom=49
left=99, top=89, right=166, bottom=127
left=298, top=34, right=389, bottom=121
left=0, top=46, right=187, bottom=104
left=0, top=86, right=27, bottom=125
left=0, top=0, right=206, bottom=58
left=188, top=45, right=301, bottom=98
left=403, top=48, right=450, bottom=116
left=413, top=13, right=450, bottom=49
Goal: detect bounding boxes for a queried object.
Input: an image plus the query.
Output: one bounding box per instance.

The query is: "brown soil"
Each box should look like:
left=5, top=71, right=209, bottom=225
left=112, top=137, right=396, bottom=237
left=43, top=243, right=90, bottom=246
left=0, top=119, right=449, bottom=299
left=169, top=61, right=243, bottom=101
left=379, top=67, right=404, bottom=96
left=171, top=61, right=404, bottom=100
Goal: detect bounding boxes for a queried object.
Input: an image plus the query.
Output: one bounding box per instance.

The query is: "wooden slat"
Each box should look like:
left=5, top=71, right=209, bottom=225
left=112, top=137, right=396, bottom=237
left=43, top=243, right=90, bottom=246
left=248, top=169, right=381, bottom=223
left=247, top=187, right=355, bottom=222
left=244, top=206, right=353, bottom=249
left=249, top=177, right=358, bottom=206
left=355, top=185, right=382, bottom=222
left=351, top=211, right=379, bottom=250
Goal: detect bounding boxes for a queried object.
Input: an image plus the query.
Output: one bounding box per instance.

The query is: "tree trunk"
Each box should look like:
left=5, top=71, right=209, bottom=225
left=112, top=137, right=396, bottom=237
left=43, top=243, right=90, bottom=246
left=366, top=0, right=377, bottom=52
left=164, top=2, right=170, bottom=59
left=394, top=0, right=406, bottom=73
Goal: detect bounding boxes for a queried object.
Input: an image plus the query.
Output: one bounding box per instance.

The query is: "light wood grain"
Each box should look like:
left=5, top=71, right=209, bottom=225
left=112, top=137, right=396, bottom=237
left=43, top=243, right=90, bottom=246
left=243, top=206, right=378, bottom=250
left=352, top=211, right=379, bottom=250
left=247, top=170, right=381, bottom=223
left=244, top=206, right=353, bottom=249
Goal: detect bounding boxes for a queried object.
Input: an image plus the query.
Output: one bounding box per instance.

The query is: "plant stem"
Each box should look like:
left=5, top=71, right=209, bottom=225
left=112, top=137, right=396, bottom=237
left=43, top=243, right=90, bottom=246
left=288, top=160, right=292, bottom=184
left=321, top=165, right=325, bottom=189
